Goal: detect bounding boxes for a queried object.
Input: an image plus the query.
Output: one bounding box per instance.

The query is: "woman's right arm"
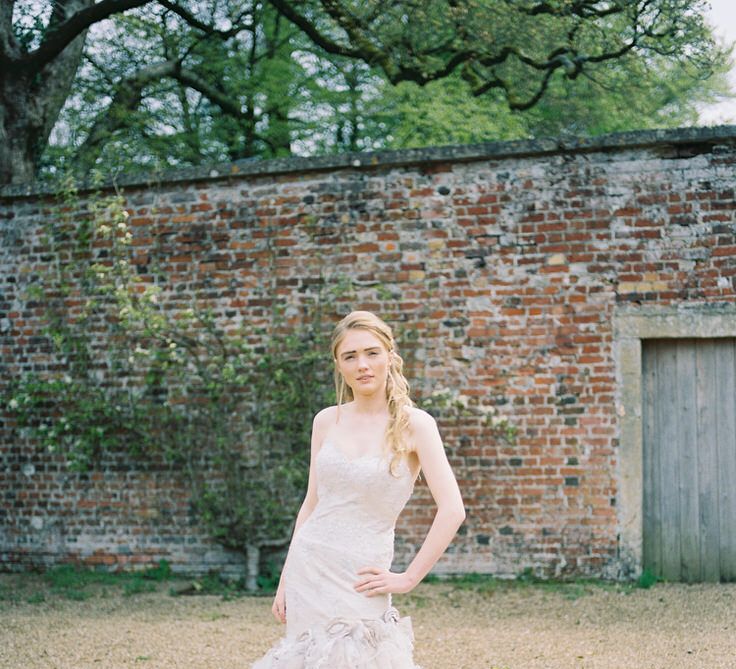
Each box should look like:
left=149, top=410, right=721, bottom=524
left=271, top=407, right=331, bottom=622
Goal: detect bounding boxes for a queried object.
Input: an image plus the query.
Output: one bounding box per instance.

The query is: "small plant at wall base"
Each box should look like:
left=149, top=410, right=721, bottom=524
left=5, top=177, right=333, bottom=591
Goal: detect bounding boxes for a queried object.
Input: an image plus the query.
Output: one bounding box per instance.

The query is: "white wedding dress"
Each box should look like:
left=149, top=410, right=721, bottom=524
left=251, top=437, right=421, bottom=668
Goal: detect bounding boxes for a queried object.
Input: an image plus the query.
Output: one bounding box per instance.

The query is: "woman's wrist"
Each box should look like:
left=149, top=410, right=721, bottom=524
left=403, top=569, right=424, bottom=590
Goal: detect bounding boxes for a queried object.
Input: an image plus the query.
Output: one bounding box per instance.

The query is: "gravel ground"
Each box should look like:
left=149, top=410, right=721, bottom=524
left=1, top=574, right=735, bottom=669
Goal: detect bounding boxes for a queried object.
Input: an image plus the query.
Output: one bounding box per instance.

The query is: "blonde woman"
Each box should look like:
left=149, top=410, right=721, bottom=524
left=252, top=310, right=465, bottom=668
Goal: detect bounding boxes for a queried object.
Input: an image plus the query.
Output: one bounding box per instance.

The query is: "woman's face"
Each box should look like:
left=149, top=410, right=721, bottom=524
left=335, top=329, right=390, bottom=398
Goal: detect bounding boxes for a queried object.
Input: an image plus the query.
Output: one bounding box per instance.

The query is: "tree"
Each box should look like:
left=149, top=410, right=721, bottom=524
left=41, top=4, right=734, bottom=173
left=359, top=49, right=734, bottom=149
left=2, top=0, right=728, bottom=185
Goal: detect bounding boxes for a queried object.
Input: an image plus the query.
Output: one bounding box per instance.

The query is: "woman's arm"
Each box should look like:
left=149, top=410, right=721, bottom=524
left=277, top=408, right=328, bottom=583
left=401, top=410, right=466, bottom=587
left=354, top=409, right=466, bottom=596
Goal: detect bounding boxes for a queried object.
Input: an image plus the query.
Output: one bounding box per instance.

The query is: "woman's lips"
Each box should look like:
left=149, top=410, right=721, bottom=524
left=358, top=375, right=373, bottom=381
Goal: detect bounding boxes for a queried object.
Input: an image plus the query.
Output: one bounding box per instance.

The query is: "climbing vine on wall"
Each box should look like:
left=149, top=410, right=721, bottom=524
left=5, top=174, right=518, bottom=587
left=6, top=175, right=339, bottom=589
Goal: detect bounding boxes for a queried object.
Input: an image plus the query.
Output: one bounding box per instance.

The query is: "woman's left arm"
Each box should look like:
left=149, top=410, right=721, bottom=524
left=354, top=410, right=466, bottom=596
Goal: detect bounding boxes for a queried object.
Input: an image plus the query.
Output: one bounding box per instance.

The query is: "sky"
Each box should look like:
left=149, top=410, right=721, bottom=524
left=697, top=0, right=736, bottom=125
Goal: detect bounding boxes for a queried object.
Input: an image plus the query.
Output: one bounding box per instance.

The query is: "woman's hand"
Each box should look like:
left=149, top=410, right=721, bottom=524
left=271, top=585, right=286, bottom=623
left=354, top=567, right=415, bottom=596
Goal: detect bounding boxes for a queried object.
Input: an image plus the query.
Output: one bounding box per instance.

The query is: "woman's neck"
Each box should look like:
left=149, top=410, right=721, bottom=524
left=347, top=395, right=389, bottom=418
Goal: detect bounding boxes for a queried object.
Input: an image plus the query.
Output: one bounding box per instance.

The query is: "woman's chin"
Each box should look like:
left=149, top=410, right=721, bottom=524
left=352, top=382, right=382, bottom=396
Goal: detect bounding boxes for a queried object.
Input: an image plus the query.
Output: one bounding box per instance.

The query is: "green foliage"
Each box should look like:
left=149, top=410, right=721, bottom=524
left=637, top=568, right=659, bottom=589
left=122, top=579, right=157, bottom=597
left=255, top=559, right=283, bottom=593
left=38, top=561, right=172, bottom=600
left=352, top=46, right=734, bottom=151
left=140, top=559, right=173, bottom=581
left=0, top=560, right=175, bottom=605
left=25, top=592, right=46, bottom=604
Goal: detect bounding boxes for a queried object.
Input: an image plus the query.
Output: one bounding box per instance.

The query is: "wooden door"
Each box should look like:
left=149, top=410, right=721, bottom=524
left=642, top=337, right=736, bottom=582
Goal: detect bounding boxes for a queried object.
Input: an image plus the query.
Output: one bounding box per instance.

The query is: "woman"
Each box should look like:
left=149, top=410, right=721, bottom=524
left=252, top=310, right=465, bottom=668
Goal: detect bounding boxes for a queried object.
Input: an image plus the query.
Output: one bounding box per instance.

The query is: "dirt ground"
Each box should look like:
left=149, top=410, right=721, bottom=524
left=1, top=573, right=735, bottom=669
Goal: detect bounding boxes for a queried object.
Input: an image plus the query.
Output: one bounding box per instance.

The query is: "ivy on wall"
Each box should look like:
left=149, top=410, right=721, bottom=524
left=5, top=175, right=517, bottom=587
left=6, top=176, right=338, bottom=589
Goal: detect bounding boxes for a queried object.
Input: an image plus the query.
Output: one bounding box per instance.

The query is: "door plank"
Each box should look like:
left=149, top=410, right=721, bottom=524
left=696, top=340, right=721, bottom=582
left=716, top=339, right=736, bottom=582
left=676, top=339, right=700, bottom=583
left=657, top=341, right=682, bottom=581
left=642, top=340, right=662, bottom=577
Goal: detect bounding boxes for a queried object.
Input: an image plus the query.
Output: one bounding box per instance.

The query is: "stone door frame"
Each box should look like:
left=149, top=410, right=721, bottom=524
left=613, top=303, right=736, bottom=578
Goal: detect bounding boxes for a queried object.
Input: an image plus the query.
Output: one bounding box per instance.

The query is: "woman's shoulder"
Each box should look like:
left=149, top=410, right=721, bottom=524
left=404, top=405, right=437, bottom=441
left=405, top=404, right=436, bottom=425
left=312, top=403, right=343, bottom=429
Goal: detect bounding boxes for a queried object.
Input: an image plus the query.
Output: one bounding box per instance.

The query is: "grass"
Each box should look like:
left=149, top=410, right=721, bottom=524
left=0, top=559, right=263, bottom=606
left=167, top=572, right=248, bottom=600
left=1, top=563, right=659, bottom=609
left=0, top=560, right=175, bottom=604
left=419, top=569, right=647, bottom=601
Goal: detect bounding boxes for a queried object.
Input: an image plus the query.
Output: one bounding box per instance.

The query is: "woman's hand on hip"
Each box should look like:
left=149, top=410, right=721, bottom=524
left=354, top=567, right=414, bottom=596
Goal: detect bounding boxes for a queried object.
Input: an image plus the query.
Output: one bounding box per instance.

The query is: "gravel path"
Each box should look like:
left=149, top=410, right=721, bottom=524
left=1, top=574, right=734, bottom=669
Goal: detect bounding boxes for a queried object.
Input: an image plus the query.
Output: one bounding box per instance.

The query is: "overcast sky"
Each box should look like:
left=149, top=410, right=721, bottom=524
left=697, top=0, right=736, bottom=125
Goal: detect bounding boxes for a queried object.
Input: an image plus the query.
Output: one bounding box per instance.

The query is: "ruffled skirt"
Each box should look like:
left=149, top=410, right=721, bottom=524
left=251, top=606, right=421, bottom=669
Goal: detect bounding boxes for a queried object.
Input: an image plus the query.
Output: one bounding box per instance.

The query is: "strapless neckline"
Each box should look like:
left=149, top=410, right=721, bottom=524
left=321, top=437, right=385, bottom=463
left=321, top=438, right=415, bottom=479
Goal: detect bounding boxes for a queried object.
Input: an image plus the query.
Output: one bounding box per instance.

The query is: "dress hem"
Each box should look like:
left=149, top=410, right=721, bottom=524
left=251, top=606, right=422, bottom=669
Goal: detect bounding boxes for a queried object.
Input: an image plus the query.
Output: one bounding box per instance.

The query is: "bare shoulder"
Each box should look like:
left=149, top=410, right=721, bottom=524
left=312, top=405, right=340, bottom=440
left=406, top=405, right=436, bottom=429
left=405, top=405, right=440, bottom=450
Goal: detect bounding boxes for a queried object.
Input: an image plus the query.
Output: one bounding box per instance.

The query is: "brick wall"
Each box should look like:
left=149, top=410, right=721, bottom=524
left=2, top=126, right=735, bottom=580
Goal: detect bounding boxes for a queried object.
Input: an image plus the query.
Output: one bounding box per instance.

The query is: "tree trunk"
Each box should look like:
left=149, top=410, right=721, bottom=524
left=0, top=7, right=88, bottom=186
left=245, top=542, right=260, bottom=592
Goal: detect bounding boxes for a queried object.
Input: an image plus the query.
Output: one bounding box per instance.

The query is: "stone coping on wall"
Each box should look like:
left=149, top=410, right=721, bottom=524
left=2, top=124, right=735, bottom=201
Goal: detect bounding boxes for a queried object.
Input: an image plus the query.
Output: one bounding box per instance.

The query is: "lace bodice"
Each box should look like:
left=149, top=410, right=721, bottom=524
left=298, top=439, right=415, bottom=555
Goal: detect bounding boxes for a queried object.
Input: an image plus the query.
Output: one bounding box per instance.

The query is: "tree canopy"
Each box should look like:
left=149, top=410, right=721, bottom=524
left=1, top=1, right=732, bottom=184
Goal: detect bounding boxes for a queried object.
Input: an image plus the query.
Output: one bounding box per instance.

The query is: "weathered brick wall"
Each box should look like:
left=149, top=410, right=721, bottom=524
left=2, top=126, right=735, bottom=580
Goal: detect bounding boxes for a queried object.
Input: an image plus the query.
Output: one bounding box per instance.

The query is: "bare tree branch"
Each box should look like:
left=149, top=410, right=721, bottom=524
left=157, top=0, right=252, bottom=38
left=267, top=0, right=363, bottom=59
left=76, top=60, right=179, bottom=168
left=19, top=0, right=153, bottom=73
left=522, top=1, right=626, bottom=19
left=174, top=67, right=250, bottom=119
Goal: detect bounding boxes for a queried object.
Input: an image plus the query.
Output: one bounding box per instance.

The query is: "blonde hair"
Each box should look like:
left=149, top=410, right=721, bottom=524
left=331, top=310, right=415, bottom=476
